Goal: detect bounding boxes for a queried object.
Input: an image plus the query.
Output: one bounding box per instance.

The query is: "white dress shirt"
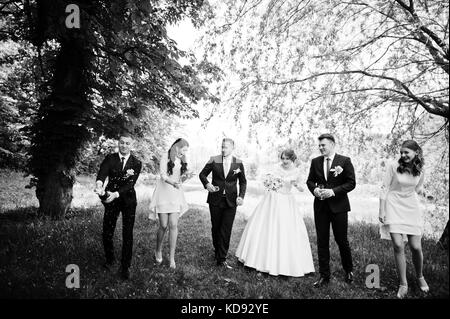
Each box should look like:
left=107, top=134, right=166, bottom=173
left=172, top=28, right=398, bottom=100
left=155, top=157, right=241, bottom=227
left=323, top=152, right=336, bottom=181
left=119, top=152, right=131, bottom=170
left=223, top=155, right=232, bottom=177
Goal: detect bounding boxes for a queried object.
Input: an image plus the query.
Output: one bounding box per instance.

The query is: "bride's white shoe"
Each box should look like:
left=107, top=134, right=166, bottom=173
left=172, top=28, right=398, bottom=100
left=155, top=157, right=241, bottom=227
left=169, top=260, right=176, bottom=269
left=418, top=277, right=429, bottom=293
left=396, top=284, right=408, bottom=299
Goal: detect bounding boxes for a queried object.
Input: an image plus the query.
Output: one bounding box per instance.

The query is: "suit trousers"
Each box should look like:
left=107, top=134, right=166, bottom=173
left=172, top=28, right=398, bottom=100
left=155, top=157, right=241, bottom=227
left=314, top=200, right=353, bottom=278
left=209, top=196, right=237, bottom=263
left=102, top=200, right=136, bottom=269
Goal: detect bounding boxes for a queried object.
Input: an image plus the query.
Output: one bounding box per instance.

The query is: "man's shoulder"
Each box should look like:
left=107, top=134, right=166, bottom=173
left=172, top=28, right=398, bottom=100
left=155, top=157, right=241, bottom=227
left=105, top=152, right=118, bottom=160
left=336, top=154, right=351, bottom=161
left=234, top=156, right=243, bottom=164
left=130, top=153, right=142, bottom=165
left=312, top=155, right=323, bottom=162
left=208, top=155, right=222, bottom=163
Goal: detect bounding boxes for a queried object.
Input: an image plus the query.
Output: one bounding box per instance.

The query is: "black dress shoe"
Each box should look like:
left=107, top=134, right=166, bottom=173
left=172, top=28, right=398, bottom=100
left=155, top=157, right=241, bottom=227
left=120, top=268, right=130, bottom=280
left=313, top=277, right=330, bottom=288
left=345, top=272, right=354, bottom=284
left=217, top=261, right=233, bottom=269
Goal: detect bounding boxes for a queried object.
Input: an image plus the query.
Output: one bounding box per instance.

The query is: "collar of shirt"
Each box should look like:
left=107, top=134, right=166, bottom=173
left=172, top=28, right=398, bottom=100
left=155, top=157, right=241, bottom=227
left=119, top=152, right=131, bottom=164
left=223, top=155, right=232, bottom=163
left=324, top=152, right=336, bottom=162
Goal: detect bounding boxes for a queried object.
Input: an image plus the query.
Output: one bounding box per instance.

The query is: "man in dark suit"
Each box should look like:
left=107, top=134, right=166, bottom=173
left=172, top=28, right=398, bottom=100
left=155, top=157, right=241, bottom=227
left=95, top=132, right=142, bottom=280
left=199, top=138, right=247, bottom=269
left=306, top=133, right=356, bottom=287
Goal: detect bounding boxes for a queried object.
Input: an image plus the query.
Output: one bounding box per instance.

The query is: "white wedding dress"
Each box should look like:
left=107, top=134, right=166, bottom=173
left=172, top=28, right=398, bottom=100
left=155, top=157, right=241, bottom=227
left=235, top=165, right=315, bottom=277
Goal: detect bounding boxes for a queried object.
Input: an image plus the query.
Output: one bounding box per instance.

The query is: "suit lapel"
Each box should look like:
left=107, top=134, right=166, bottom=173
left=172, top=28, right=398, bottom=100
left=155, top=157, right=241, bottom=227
left=318, top=156, right=326, bottom=181
left=225, top=157, right=235, bottom=180
left=115, top=153, right=123, bottom=171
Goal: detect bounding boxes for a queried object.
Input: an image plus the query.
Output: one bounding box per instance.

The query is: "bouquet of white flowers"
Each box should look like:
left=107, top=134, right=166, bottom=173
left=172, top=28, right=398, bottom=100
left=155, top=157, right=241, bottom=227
left=263, top=173, right=283, bottom=192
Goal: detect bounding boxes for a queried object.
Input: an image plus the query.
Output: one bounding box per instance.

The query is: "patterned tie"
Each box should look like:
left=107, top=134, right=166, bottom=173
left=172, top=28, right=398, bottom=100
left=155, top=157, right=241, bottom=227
left=326, top=157, right=331, bottom=178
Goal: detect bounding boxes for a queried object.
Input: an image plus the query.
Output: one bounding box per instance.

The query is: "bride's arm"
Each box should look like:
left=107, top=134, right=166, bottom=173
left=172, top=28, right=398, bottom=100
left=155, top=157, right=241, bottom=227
left=292, top=169, right=304, bottom=192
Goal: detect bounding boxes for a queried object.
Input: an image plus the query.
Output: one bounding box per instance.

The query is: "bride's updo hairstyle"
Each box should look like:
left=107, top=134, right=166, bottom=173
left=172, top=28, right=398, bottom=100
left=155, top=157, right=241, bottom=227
left=280, top=149, right=297, bottom=162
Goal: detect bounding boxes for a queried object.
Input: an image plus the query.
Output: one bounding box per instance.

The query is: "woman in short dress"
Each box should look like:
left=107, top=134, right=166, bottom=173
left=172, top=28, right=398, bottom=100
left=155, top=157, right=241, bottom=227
left=149, top=138, right=194, bottom=269
left=379, top=140, right=429, bottom=298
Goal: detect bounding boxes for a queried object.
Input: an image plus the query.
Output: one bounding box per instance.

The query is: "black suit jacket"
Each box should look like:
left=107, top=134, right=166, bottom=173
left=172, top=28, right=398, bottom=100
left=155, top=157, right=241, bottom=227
left=96, top=152, right=142, bottom=206
left=199, top=155, right=247, bottom=207
left=306, top=153, right=356, bottom=213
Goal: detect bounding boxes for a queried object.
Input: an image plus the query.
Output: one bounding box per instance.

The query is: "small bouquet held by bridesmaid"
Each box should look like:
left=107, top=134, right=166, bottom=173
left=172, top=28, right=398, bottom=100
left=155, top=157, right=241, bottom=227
left=263, top=173, right=283, bottom=192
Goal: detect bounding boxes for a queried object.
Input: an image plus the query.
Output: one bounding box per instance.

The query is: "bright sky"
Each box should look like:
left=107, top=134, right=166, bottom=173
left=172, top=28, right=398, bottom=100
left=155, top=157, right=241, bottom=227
left=165, top=19, right=399, bottom=168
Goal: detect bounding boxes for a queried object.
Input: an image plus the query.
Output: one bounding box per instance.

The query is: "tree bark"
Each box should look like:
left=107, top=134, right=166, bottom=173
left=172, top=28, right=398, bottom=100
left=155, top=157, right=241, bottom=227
left=36, top=169, right=74, bottom=220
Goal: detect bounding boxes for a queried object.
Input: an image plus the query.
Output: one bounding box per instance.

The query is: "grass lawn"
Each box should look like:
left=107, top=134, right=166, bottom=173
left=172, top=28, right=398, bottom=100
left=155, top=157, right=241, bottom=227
left=0, top=169, right=448, bottom=299
left=0, top=202, right=448, bottom=299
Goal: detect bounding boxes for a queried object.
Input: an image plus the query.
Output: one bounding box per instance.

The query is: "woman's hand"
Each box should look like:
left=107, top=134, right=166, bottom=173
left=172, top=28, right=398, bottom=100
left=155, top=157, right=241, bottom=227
left=378, top=210, right=386, bottom=224
left=173, top=182, right=181, bottom=189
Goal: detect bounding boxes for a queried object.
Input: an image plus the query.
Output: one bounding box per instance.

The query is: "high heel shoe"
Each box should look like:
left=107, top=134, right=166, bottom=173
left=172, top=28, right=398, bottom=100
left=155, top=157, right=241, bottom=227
left=154, top=251, right=163, bottom=264
left=397, top=284, right=408, bottom=299
left=418, top=277, right=429, bottom=293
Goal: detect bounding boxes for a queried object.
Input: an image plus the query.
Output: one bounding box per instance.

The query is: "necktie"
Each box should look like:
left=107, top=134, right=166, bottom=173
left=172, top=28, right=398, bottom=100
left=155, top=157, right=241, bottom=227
left=326, top=157, right=331, bottom=178
left=120, top=156, right=125, bottom=170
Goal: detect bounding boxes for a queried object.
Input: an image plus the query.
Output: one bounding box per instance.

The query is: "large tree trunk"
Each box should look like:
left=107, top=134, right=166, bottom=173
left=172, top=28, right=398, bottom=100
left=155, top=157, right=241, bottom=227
left=438, top=220, right=449, bottom=252
left=36, top=168, right=74, bottom=220
left=29, top=11, right=91, bottom=219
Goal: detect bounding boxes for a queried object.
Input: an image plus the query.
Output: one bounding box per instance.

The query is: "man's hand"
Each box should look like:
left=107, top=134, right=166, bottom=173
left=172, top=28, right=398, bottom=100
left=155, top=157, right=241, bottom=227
left=236, top=197, right=244, bottom=206
left=104, top=191, right=119, bottom=203
left=313, top=187, right=323, bottom=198
left=206, top=183, right=217, bottom=193
left=320, top=189, right=335, bottom=199
left=379, top=209, right=386, bottom=224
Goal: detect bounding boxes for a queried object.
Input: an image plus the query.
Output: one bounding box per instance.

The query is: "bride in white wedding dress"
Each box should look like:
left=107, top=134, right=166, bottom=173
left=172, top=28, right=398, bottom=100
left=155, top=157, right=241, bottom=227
left=235, top=149, right=315, bottom=277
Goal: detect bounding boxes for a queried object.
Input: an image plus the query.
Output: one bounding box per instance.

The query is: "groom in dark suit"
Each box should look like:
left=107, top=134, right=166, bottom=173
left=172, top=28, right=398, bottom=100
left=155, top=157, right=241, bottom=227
left=199, top=138, right=247, bottom=269
left=306, top=133, right=356, bottom=287
left=95, top=132, right=142, bottom=280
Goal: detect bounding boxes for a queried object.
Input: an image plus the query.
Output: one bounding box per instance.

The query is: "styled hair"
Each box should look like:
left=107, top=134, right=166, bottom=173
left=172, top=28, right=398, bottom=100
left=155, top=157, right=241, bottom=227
left=167, top=138, right=189, bottom=176
left=222, top=138, right=235, bottom=147
left=397, top=140, right=424, bottom=177
left=119, top=131, right=133, bottom=139
left=280, top=149, right=297, bottom=162
left=318, top=133, right=335, bottom=143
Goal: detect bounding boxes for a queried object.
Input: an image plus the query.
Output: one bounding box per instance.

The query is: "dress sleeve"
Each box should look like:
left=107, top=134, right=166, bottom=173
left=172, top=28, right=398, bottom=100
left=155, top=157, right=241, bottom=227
left=159, top=152, right=169, bottom=182
left=415, top=169, right=425, bottom=195
left=379, top=161, right=394, bottom=200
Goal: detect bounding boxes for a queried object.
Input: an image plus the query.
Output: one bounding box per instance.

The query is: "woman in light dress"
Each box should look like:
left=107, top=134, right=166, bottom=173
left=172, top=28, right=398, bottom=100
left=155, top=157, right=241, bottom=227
left=235, top=149, right=315, bottom=277
left=149, top=138, right=195, bottom=269
left=379, top=140, right=429, bottom=298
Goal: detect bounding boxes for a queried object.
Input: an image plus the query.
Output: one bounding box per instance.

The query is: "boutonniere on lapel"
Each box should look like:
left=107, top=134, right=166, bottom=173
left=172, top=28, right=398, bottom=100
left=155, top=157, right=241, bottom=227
left=124, top=169, right=135, bottom=178
left=233, top=168, right=241, bottom=175
left=330, top=165, right=343, bottom=177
